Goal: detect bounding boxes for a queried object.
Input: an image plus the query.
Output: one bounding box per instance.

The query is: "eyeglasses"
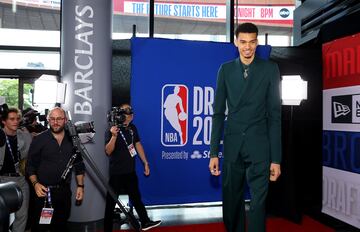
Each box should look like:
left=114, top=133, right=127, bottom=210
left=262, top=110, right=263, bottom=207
left=49, top=117, right=65, bottom=122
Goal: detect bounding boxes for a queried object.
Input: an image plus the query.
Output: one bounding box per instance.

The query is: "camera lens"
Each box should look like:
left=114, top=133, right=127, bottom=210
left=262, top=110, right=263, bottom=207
left=75, top=122, right=95, bottom=134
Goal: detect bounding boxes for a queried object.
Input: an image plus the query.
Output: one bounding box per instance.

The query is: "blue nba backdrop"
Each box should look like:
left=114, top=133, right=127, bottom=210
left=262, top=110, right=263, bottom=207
left=131, top=38, right=271, bottom=205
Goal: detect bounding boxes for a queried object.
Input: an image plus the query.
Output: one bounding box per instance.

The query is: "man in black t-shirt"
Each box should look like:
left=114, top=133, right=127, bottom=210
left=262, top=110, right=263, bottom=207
left=104, top=103, right=161, bottom=231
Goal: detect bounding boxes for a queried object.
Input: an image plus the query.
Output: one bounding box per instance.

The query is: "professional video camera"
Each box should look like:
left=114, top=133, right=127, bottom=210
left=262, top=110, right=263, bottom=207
left=20, top=108, right=48, bottom=133
left=0, top=182, right=23, bottom=232
left=107, top=106, right=133, bottom=127
left=65, top=121, right=95, bottom=137
left=21, top=109, right=41, bottom=125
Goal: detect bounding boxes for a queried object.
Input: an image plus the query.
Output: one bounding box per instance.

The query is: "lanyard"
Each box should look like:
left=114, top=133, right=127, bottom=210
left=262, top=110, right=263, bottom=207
left=119, top=128, right=134, bottom=147
left=44, top=188, right=53, bottom=208
left=5, top=134, right=20, bottom=172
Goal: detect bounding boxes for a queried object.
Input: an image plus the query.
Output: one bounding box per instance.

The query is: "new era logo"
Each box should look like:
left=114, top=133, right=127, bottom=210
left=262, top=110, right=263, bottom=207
left=331, top=94, right=360, bottom=124
left=161, top=84, right=188, bottom=146
left=333, top=102, right=350, bottom=118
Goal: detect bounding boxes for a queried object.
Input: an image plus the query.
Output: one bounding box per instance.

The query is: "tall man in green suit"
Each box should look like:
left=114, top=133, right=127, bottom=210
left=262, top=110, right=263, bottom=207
left=209, top=23, right=282, bottom=232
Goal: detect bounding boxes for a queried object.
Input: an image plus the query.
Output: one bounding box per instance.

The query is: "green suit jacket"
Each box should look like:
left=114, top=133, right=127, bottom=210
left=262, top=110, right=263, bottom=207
left=210, top=56, right=281, bottom=164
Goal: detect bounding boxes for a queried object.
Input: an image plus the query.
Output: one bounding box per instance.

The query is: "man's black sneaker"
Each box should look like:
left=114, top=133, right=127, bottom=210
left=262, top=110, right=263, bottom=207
left=141, top=220, right=161, bottom=231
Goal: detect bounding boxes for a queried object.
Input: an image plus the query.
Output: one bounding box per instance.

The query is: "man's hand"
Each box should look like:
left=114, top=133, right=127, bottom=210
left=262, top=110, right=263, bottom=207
left=209, top=157, right=221, bottom=176
left=110, top=126, right=119, bottom=137
left=76, top=186, right=84, bottom=201
left=144, top=162, right=150, bottom=176
left=269, top=163, right=281, bottom=181
left=34, top=183, right=48, bottom=197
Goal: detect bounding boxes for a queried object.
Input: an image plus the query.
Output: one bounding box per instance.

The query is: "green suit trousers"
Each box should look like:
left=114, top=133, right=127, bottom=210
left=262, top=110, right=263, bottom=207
left=222, top=143, right=270, bottom=232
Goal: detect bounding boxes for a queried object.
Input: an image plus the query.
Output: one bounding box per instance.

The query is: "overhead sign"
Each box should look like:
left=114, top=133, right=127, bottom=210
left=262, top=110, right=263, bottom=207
left=114, top=0, right=294, bottom=26
left=0, top=0, right=61, bottom=9
left=2, top=0, right=294, bottom=26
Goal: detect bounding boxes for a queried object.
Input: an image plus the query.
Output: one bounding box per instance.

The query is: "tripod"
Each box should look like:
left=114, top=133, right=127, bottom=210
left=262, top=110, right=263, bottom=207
left=62, top=120, right=141, bottom=231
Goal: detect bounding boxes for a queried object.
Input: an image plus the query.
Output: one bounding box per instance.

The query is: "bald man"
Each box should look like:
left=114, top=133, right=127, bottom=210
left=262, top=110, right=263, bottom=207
left=26, top=107, right=85, bottom=232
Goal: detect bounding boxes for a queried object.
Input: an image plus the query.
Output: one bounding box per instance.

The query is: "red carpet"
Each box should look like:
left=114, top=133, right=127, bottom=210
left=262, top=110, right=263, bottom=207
left=117, top=216, right=334, bottom=232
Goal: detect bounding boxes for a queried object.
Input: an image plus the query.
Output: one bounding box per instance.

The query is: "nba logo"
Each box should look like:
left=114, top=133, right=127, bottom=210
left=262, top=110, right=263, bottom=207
left=161, top=84, right=188, bottom=146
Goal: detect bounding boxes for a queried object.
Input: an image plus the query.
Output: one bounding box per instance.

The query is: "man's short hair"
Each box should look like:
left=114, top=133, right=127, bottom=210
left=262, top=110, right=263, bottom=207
left=235, top=23, right=258, bottom=38
left=2, top=108, right=20, bottom=121
left=119, top=103, right=131, bottom=108
left=47, top=107, right=66, bottom=120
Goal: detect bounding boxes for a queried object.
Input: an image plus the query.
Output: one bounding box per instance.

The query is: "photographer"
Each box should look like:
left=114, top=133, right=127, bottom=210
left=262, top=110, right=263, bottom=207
left=26, top=107, right=85, bottom=232
left=104, top=103, right=161, bottom=231
left=0, top=107, right=32, bottom=232
left=21, top=108, right=47, bottom=136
